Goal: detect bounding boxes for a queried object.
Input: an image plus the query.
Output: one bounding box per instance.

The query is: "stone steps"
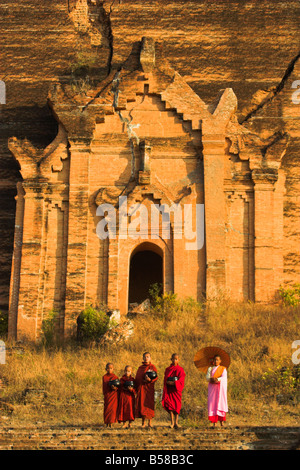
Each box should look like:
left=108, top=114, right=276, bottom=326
left=0, top=425, right=298, bottom=450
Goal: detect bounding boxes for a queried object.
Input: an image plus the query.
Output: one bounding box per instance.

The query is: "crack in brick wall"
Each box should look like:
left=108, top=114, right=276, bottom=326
left=69, top=0, right=119, bottom=75
left=239, top=52, right=300, bottom=123
left=1, top=0, right=300, bottom=322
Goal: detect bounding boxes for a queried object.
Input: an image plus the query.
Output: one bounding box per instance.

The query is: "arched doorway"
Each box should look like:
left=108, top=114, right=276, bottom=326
left=128, top=243, right=163, bottom=306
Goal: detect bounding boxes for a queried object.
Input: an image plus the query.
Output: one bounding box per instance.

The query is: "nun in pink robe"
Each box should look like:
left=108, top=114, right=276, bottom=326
left=206, top=356, right=228, bottom=425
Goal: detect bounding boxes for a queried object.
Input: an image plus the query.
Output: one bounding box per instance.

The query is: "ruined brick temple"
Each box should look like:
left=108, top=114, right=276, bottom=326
left=1, top=1, right=300, bottom=341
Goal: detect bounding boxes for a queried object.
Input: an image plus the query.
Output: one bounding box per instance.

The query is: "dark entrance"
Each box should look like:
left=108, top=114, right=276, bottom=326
left=128, top=247, right=163, bottom=305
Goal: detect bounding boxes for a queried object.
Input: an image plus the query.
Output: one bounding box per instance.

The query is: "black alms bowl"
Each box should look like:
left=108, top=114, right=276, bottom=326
left=168, top=376, right=178, bottom=382
left=109, top=379, right=120, bottom=388
left=124, top=380, right=135, bottom=389
left=146, top=370, right=158, bottom=380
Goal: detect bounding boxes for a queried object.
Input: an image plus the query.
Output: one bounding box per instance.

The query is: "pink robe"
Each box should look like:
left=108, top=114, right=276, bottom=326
left=162, top=364, right=185, bottom=414
left=207, top=366, right=228, bottom=421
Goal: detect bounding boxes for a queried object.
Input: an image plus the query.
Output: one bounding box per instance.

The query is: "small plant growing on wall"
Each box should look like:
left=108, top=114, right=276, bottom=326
left=70, top=51, right=98, bottom=95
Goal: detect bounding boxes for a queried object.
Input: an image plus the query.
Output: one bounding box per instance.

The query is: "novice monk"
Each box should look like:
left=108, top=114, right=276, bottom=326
left=102, top=362, right=119, bottom=427
left=135, top=352, right=158, bottom=428
left=206, top=355, right=228, bottom=427
left=117, top=365, right=136, bottom=429
left=162, top=353, right=186, bottom=429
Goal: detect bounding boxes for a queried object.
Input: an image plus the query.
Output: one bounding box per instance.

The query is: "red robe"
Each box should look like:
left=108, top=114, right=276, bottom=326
left=102, top=373, right=119, bottom=424
left=162, top=364, right=185, bottom=414
left=117, top=374, right=136, bottom=422
left=135, top=362, right=158, bottom=419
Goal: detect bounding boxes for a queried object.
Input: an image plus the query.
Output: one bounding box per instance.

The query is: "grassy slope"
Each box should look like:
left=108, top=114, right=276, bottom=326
left=0, top=299, right=299, bottom=427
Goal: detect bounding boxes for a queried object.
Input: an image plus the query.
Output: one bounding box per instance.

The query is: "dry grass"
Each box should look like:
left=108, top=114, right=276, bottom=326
left=0, top=299, right=299, bottom=427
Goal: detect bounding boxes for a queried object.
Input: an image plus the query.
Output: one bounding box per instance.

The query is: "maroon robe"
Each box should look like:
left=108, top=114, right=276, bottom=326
left=135, top=362, right=158, bottom=419
left=117, top=374, right=136, bottom=422
left=162, top=364, right=186, bottom=414
left=102, top=373, right=119, bottom=424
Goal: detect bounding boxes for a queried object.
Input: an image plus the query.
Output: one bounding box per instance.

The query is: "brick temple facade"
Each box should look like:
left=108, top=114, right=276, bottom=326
left=7, top=38, right=293, bottom=341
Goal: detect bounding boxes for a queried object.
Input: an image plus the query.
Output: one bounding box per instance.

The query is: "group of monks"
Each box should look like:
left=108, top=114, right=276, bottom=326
left=102, top=352, right=186, bottom=429
left=103, top=352, right=228, bottom=429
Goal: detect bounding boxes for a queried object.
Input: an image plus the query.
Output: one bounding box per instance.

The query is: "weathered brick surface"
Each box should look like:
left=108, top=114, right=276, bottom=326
left=1, top=1, right=299, bottom=340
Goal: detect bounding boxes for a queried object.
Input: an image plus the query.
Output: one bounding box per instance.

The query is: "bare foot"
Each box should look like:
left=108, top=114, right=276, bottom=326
left=122, top=423, right=129, bottom=429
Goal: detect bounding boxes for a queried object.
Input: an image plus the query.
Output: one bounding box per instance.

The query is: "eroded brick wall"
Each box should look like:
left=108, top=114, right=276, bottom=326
left=1, top=0, right=299, bottom=317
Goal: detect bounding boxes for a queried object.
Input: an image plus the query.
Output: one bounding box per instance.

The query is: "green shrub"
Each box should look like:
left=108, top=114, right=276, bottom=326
left=149, top=285, right=202, bottom=322
left=279, top=283, right=300, bottom=306
left=151, top=291, right=181, bottom=321
left=77, top=305, right=111, bottom=342
left=149, top=282, right=163, bottom=305
left=261, top=364, right=300, bottom=396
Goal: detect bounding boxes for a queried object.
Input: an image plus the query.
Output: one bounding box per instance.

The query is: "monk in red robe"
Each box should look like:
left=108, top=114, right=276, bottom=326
left=117, top=365, right=136, bottom=428
left=162, top=353, right=186, bottom=429
left=102, top=363, right=119, bottom=427
left=135, top=352, right=158, bottom=428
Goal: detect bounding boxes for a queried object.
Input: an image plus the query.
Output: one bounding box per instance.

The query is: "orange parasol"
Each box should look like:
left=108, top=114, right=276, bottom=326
left=194, top=346, right=230, bottom=373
